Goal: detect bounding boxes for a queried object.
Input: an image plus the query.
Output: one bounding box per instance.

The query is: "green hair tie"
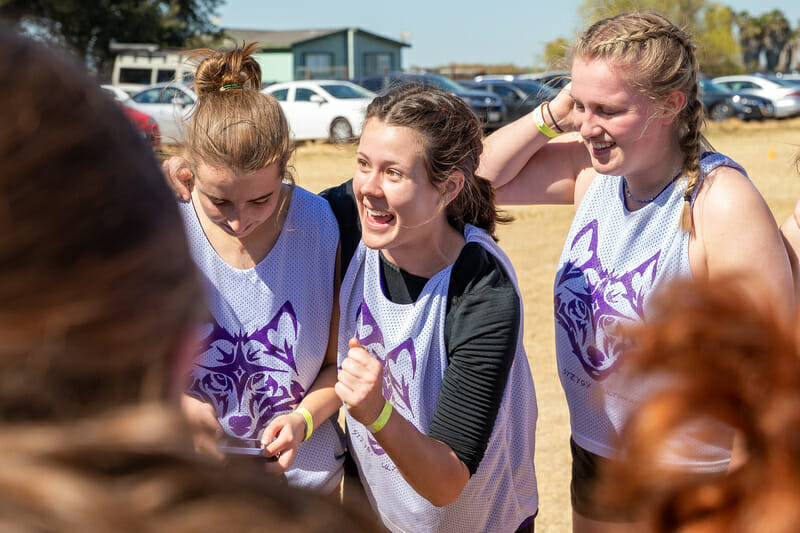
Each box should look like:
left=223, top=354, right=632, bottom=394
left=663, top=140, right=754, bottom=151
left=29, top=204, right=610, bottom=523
left=220, top=83, right=243, bottom=91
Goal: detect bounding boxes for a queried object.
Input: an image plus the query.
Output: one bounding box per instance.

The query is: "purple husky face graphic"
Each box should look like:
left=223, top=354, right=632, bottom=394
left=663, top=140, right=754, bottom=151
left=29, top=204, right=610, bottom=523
left=354, top=301, right=418, bottom=455
left=554, top=220, right=659, bottom=380
left=189, top=301, right=304, bottom=438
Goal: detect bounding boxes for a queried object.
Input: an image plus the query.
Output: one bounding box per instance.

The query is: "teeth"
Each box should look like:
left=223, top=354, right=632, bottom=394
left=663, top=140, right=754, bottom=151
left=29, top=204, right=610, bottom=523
left=366, top=207, right=390, bottom=217
left=592, top=141, right=614, bottom=150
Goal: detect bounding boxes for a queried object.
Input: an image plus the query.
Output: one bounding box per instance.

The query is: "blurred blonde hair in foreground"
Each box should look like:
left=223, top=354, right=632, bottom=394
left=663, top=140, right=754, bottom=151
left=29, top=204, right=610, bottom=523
left=605, top=277, right=800, bottom=533
left=0, top=26, right=373, bottom=532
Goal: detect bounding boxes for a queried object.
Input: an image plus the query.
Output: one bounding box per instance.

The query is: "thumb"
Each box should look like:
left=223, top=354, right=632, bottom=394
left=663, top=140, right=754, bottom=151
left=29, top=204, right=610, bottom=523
left=349, top=337, right=361, bottom=349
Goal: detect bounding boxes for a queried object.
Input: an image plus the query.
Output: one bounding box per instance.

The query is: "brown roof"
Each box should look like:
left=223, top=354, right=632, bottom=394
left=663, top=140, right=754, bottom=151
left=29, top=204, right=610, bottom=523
left=223, top=28, right=409, bottom=49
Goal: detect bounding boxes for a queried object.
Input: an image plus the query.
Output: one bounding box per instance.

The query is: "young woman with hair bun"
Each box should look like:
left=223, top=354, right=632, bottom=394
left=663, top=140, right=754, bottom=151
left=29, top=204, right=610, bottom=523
left=478, top=11, right=794, bottom=532
left=168, top=43, right=345, bottom=493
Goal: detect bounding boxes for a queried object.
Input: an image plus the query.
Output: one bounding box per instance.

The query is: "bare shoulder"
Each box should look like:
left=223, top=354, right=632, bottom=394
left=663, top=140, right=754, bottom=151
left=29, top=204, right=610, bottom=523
left=694, top=164, right=770, bottom=224
left=692, top=163, right=793, bottom=316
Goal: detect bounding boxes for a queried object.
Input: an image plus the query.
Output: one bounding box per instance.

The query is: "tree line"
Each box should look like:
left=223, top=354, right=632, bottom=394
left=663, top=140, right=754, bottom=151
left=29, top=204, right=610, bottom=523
left=544, top=0, right=798, bottom=76
left=0, top=0, right=796, bottom=79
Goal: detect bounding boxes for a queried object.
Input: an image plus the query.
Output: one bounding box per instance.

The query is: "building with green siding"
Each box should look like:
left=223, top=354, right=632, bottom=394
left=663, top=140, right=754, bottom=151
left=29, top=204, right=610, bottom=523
left=222, top=28, right=410, bottom=84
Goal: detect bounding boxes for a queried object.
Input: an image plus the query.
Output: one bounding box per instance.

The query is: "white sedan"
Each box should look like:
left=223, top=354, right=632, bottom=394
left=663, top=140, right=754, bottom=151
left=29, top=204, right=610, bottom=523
left=127, top=83, right=197, bottom=143
left=712, top=74, right=800, bottom=118
left=263, top=80, right=375, bottom=143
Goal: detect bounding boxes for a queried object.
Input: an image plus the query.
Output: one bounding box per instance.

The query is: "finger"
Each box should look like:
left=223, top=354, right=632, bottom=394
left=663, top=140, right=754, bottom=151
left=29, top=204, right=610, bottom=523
left=334, top=380, right=355, bottom=404
left=264, top=447, right=297, bottom=474
left=260, top=418, right=284, bottom=446
left=263, top=427, right=295, bottom=457
left=348, top=337, right=361, bottom=349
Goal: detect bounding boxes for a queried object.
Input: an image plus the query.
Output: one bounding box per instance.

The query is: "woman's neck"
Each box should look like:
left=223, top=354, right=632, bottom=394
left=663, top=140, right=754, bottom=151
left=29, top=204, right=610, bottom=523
left=381, top=221, right=466, bottom=279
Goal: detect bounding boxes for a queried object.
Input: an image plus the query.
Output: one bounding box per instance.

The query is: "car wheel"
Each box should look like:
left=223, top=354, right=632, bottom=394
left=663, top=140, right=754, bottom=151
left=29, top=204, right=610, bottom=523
left=708, top=102, right=733, bottom=122
left=330, top=118, right=353, bottom=144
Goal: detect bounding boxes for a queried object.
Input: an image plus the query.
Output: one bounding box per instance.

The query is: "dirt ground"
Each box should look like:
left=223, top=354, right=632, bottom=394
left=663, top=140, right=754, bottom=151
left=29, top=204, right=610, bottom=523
left=290, top=117, right=800, bottom=532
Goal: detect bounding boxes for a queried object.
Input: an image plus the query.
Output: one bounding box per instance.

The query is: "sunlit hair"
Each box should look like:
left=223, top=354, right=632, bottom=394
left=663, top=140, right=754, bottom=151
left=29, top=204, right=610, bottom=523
left=605, top=277, right=800, bottom=532
left=186, top=42, right=294, bottom=182
left=0, top=27, right=203, bottom=421
left=365, top=83, right=512, bottom=239
left=574, top=12, right=711, bottom=233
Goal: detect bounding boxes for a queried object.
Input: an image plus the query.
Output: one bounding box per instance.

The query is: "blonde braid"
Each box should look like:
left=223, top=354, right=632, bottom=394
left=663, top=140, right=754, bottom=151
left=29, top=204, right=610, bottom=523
left=674, top=28, right=704, bottom=233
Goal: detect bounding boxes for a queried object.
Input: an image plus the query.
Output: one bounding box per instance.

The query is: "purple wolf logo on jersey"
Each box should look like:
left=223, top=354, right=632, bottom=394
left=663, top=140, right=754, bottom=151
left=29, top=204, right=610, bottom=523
left=554, top=220, right=659, bottom=380
left=189, top=301, right=304, bottom=438
left=354, top=301, right=418, bottom=455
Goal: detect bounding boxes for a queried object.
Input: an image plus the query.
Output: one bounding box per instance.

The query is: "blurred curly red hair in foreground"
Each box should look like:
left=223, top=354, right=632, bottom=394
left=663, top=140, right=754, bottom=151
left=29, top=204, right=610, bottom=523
left=604, top=277, right=800, bottom=533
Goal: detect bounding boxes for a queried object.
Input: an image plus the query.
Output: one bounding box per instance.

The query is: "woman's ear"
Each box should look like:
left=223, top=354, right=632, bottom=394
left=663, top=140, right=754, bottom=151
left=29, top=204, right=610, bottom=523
left=663, top=90, right=686, bottom=124
left=442, top=171, right=465, bottom=205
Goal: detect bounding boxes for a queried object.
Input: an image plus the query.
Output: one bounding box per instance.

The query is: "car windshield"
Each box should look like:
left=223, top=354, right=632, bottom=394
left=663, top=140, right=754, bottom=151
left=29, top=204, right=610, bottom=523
left=319, top=83, right=373, bottom=99
left=423, top=75, right=464, bottom=92
left=513, top=80, right=559, bottom=98
left=700, top=79, right=726, bottom=93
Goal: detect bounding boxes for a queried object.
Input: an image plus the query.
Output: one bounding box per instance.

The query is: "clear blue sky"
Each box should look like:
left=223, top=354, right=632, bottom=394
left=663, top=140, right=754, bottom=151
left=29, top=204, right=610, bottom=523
left=216, top=1, right=800, bottom=69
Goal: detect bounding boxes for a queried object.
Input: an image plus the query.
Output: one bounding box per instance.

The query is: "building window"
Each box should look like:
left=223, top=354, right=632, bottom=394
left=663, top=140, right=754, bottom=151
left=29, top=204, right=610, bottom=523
left=156, top=69, right=176, bottom=83
left=118, top=68, right=153, bottom=85
left=364, top=53, right=392, bottom=75
left=305, top=53, right=333, bottom=69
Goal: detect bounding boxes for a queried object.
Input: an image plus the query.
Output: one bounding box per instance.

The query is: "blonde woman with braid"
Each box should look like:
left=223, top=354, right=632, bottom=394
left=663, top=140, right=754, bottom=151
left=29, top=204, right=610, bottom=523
left=478, top=12, right=794, bottom=533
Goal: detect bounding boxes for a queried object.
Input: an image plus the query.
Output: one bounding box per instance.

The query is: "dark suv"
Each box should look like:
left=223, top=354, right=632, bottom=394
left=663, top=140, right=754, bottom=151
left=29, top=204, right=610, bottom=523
left=351, top=72, right=506, bottom=130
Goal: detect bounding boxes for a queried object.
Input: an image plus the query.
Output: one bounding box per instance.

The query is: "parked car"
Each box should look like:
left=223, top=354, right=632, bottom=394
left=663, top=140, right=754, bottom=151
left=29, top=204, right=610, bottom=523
left=126, top=83, right=197, bottom=142
left=100, top=84, right=160, bottom=147
left=350, top=72, right=506, bottom=130
left=263, top=80, right=374, bottom=143
left=120, top=105, right=160, bottom=148
left=101, top=84, right=134, bottom=103
left=463, top=79, right=558, bottom=123
left=711, top=74, right=800, bottom=118
left=699, top=78, right=773, bottom=121
left=516, top=71, right=571, bottom=91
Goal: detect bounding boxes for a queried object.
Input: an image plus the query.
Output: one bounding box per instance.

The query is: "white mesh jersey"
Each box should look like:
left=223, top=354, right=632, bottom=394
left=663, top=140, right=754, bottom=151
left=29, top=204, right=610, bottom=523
left=339, top=224, right=539, bottom=533
left=179, top=185, right=345, bottom=493
left=554, top=153, right=744, bottom=471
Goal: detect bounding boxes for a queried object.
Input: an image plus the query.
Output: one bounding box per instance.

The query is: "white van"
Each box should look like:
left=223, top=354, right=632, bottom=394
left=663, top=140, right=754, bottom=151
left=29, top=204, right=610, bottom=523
left=110, top=43, right=194, bottom=95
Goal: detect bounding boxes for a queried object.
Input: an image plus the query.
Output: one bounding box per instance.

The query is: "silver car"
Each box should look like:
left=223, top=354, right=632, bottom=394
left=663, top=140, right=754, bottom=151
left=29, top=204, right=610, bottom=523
left=711, top=74, right=800, bottom=118
left=127, top=82, right=197, bottom=143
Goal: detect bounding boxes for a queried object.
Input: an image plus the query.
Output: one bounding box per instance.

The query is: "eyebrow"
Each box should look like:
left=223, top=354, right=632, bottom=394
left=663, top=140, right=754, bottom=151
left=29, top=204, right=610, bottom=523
left=203, top=191, right=274, bottom=203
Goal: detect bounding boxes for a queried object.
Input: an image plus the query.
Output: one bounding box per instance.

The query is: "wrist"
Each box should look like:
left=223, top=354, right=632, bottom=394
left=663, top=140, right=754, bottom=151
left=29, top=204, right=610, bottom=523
left=533, top=103, right=562, bottom=138
left=294, top=407, right=313, bottom=442
left=366, top=400, right=393, bottom=434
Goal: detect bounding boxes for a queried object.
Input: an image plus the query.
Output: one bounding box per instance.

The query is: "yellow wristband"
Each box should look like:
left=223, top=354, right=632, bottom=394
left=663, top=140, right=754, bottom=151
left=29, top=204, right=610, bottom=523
left=533, top=103, right=560, bottom=138
left=367, top=400, right=393, bottom=434
left=295, top=407, right=313, bottom=442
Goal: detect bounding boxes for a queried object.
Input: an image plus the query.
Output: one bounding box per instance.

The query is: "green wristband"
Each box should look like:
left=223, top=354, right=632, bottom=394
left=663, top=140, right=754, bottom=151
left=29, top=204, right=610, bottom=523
left=367, top=400, right=393, bottom=434
left=533, top=103, right=560, bottom=138
left=295, top=407, right=313, bottom=442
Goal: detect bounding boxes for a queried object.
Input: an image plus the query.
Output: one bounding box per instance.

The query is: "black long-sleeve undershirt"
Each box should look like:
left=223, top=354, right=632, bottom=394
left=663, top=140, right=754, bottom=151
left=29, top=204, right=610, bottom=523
left=321, top=181, right=520, bottom=475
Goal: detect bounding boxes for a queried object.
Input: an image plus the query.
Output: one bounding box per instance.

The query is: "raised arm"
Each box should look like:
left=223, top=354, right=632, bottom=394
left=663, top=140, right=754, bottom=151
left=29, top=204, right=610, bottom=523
left=695, top=166, right=795, bottom=320
left=478, top=86, right=592, bottom=206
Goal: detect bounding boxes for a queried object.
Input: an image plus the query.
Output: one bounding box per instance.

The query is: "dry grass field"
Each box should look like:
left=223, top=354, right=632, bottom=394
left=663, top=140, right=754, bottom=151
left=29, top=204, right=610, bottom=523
left=290, top=118, right=800, bottom=532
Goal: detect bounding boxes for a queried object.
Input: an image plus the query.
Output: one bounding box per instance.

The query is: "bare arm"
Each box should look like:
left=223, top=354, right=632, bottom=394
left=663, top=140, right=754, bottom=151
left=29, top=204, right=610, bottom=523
left=694, top=166, right=795, bottom=320
left=780, top=214, right=800, bottom=303
left=478, top=86, right=592, bottom=206
left=336, top=338, right=469, bottom=507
